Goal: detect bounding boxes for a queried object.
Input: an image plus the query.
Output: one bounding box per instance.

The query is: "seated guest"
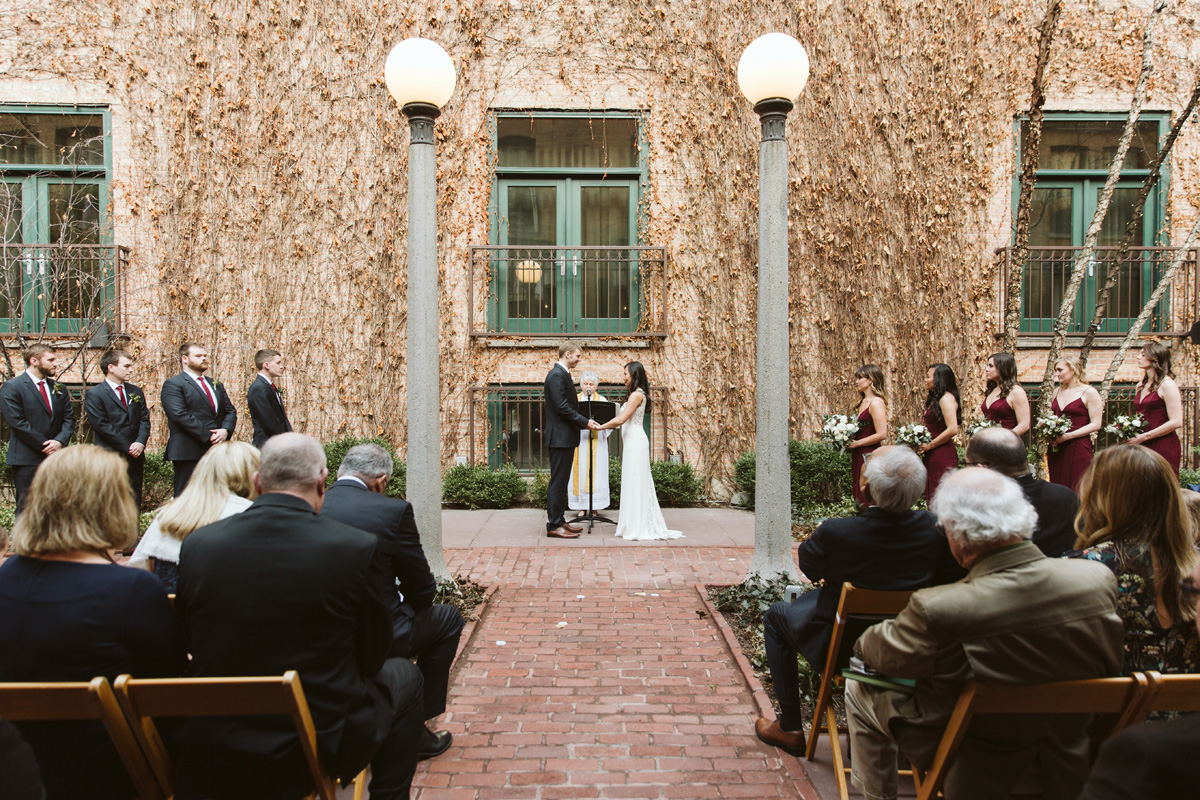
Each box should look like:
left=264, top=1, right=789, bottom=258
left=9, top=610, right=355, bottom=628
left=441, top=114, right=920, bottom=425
left=129, top=441, right=259, bottom=591
left=755, top=446, right=956, bottom=756
left=965, top=426, right=1080, bottom=557
left=847, top=468, right=1122, bottom=800
left=175, top=433, right=425, bottom=800
left=1070, top=444, right=1200, bottom=675
left=0, top=446, right=185, bottom=800
left=1077, top=556, right=1200, bottom=799
left=320, top=443, right=462, bottom=759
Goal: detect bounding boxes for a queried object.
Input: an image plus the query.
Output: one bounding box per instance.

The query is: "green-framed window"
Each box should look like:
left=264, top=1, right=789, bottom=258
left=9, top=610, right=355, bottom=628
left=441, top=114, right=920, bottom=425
left=489, top=112, right=647, bottom=334
left=1014, top=112, right=1170, bottom=333
left=0, top=105, right=114, bottom=333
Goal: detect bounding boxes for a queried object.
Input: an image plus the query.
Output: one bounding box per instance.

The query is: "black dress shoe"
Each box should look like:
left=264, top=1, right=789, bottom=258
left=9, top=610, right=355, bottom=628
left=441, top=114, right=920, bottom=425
left=418, top=725, right=452, bottom=760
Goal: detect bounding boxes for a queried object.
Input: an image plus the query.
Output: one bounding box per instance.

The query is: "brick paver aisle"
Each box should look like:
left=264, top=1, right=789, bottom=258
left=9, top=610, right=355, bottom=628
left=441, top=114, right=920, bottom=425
left=411, top=547, right=817, bottom=800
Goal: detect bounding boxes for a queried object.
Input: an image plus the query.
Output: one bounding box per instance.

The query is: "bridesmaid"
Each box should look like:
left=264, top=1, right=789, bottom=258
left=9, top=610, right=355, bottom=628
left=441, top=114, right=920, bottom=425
left=917, top=363, right=961, bottom=503
left=846, top=364, right=888, bottom=505
left=981, top=352, right=1031, bottom=435
left=1128, top=342, right=1182, bottom=476
left=1047, top=356, right=1103, bottom=492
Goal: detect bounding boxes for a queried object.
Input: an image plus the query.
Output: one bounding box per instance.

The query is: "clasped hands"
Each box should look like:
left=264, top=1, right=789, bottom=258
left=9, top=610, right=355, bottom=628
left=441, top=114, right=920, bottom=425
left=587, top=420, right=603, bottom=431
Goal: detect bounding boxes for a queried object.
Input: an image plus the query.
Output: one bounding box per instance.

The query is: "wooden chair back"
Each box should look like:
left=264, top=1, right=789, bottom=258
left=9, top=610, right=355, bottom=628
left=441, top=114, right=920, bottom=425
left=114, top=671, right=345, bottom=800
left=914, top=675, right=1152, bottom=800
left=1126, top=671, right=1200, bottom=722
left=805, top=584, right=918, bottom=800
left=0, top=676, right=163, bottom=800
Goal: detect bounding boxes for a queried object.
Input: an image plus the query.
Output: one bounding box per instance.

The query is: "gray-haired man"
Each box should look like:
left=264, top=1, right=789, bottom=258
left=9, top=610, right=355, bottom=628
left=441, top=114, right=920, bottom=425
left=320, top=442, right=463, bottom=761
left=846, top=467, right=1122, bottom=800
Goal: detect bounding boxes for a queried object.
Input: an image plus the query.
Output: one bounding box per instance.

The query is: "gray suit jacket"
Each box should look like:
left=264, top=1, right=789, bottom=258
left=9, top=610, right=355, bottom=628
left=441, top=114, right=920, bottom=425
left=855, top=540, right=1123, bottom=800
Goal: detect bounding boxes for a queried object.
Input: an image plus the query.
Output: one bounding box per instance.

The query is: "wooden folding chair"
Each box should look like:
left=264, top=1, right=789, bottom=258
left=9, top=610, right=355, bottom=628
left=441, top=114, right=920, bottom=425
left=804, top=583, right=917, bottom=800
left=1123, top=671, right=1200, bottom=724
left=914, top=675, right=1152, bottom=800
left=0, top=676, right=162, bottom=800
left=114, top=671, right=366, bottom=800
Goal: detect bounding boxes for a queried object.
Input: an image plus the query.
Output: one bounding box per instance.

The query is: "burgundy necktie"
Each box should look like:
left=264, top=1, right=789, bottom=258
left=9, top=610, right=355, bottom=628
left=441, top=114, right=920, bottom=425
left=37, top=381, right=51, bottom=413
left=199, top=378, right=216, bottom=411
left=116, top=385, right=127, bottom=408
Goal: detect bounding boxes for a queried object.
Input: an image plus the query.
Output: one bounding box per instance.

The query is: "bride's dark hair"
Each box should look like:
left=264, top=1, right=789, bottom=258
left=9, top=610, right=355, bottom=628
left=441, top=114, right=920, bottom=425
left=625, top=361, right=652, bottom=417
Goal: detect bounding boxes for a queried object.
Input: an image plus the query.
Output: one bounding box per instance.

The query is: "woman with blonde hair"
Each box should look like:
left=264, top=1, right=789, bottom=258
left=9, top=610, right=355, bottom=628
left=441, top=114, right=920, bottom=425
left=1071, top=445, right=1199, bottom=675
left=0, top=446, right=184, bottom=799
left=1127, top=341, right=1183, bottom=476
left=130, top=441, right=259, bottom=591
left=846, top=364, right=888, bottom=505
left=1048, top=355, right=1103, bottom=492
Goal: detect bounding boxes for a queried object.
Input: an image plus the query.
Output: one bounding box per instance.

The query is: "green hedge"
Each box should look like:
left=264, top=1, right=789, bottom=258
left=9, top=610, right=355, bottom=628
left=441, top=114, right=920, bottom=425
left=441, top=464, right=527, bottom=509
left=142, top=450, right=175, bottom=511
left=734, top=440, right=853, bottom=510
left=649, top=461, right=702, bottom=506
left=1181, top=468, right=1200, bottom=489
left=323, top=436, right=406, bottom=499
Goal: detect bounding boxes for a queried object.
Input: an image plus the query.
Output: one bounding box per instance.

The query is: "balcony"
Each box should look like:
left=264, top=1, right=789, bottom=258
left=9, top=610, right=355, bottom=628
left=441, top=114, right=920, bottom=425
left=997, top=246, right=1199, bottom=339
left=0, top=243, right=128, bottom=337
left=468, top=246, right=667, bottom=339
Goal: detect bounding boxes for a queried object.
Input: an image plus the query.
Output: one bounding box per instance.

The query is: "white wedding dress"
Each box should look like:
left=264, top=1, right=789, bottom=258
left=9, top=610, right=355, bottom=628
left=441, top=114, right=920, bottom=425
left=614, top=389, right=683, bottom=541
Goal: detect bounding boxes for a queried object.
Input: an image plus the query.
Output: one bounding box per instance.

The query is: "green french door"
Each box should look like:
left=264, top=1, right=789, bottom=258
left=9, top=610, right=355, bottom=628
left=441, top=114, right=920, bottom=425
left=1022, top=181, right=1156, bottom=333
left=0, top=175, right=106, bottom=332
left=498, top=177, right=638, bottom=334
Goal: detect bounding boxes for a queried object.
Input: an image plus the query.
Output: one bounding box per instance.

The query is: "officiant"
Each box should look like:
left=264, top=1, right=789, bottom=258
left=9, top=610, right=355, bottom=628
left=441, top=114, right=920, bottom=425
left=570, top=371, right=612, bottom=515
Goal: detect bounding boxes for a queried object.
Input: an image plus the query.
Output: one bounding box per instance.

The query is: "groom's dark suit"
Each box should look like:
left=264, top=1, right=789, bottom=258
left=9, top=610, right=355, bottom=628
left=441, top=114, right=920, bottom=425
left=543, top=363, right=590, bottom=532
left=84, top=380, right=151, bottom=508
left=246, top=374, right=292, bottom=448
left=161, top=371, right=237, bottom=496
left=0, top=372, right=75, bottom=512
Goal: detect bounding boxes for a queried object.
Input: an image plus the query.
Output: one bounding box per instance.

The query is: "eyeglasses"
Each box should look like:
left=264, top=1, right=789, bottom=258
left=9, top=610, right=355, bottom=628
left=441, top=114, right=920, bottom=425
left=1181, top=576, right=1200, bottom=606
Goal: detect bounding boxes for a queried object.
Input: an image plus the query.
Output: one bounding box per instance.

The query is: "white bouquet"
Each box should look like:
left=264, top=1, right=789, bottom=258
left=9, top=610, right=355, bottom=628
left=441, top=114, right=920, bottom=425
left=965, top=418, right=1000, bottom=438
left=1103, top=412, right=1146, bottom=442
left=1035, top=412, right=1072, bottom=452
left=894, top=423, right=933, bottom=450
left=821, top=413, right=862, bottom=453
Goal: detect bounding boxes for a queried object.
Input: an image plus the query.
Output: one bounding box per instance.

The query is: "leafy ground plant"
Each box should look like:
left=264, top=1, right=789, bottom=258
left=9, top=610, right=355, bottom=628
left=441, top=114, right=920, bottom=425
left=434, top=575, right=489, bottom=620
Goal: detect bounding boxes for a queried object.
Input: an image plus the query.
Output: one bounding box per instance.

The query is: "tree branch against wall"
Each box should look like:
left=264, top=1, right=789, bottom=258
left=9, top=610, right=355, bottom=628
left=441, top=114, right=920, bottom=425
left=1035, top=0, right=1166, bottom=422
left=1002, top=0, right=1062, bottom=353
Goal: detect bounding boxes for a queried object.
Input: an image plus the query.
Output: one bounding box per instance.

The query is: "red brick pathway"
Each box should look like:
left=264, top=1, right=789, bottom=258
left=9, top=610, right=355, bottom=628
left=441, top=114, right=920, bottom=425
left=411, top=547, right=818, bottom=800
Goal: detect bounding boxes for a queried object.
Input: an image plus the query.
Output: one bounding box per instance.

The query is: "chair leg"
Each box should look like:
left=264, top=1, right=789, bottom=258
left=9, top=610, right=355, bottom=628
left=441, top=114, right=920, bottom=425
left=351, top=769, right=366, bottom=800
left=826, top=705, right=850, bottom=800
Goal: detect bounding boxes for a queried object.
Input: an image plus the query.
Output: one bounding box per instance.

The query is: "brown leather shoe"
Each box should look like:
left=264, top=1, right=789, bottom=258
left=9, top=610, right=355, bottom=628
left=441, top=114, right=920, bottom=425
left=547, top=527, right=580, bottom=539
left=755, top=717, right=806, bottom=757
left=562, top=522, right=583, bottom=533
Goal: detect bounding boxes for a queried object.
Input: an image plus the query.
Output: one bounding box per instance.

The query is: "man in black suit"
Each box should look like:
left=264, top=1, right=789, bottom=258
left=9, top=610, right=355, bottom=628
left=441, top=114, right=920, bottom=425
left=756, top=446, right=958, bottom=756
left=965, top=427, right=1080, bottom=557
left=543, top=341, right=599, bottom=539
left=321, top=443, right=462, bottom=760
left=246, top=348, right=292, bottom=448
left=84, top=349, right=151, bottom=508
left=175, top=433, right=425, bottom=800
left=161, top=342, right=237, bottom=496
left=0, top=344, right=75, bottom=513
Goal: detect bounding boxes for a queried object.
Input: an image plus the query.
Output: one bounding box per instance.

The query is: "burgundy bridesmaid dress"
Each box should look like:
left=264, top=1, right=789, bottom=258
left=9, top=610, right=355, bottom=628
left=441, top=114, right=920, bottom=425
left=1047, top=396, right=1093, bottom=493
left=922, top=403, right=960, bottom=503
left=1134, top=389, right=1181, bottom=476
left=981, top=394, right=1018, bottom=430
left=850, top=406, right=879, bottom=504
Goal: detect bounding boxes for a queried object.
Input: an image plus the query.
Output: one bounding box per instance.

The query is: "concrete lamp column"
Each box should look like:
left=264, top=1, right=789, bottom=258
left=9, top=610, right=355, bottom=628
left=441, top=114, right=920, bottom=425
left=385, top=38, right=456, bottom=580
left=738, top=33, right=809, bottom=581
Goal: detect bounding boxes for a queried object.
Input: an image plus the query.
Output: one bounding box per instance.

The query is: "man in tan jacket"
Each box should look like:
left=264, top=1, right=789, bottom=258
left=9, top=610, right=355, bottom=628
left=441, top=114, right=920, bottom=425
left=847, top=467, right=1123, bottom=800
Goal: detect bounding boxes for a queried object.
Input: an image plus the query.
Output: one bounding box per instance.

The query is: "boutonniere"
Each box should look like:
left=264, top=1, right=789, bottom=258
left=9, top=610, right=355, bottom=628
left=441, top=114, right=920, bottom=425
left=276, top=386, right=286, bottom=398
left=52, top=382, right=65, bottom=394
left=130, top=394, right=144, bottom=404
left=210, top=378, right=223, bottom=388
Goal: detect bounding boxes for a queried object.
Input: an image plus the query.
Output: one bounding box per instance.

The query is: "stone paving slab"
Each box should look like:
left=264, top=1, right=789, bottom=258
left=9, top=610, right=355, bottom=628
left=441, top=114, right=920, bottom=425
left=441, top=508, right=756, bottom=550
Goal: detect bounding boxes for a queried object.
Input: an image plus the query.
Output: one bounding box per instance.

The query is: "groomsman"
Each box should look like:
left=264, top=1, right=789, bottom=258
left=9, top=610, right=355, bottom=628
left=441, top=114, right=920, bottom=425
left=246, top=348, right=292, bottom=448
left=84, top=349, right=151, bottom=508
left=0, top=345, right=75, bottom=512
left=161, top=342, right=237, bottom=496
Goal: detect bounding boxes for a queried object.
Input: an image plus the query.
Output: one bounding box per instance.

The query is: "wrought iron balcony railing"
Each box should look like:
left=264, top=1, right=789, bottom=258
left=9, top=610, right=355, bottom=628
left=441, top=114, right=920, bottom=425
left=468, top=246, right=667, bottom=338
left=0, top=243, right=127, bottom=335
left=998, top=246, right=1199, bottom=336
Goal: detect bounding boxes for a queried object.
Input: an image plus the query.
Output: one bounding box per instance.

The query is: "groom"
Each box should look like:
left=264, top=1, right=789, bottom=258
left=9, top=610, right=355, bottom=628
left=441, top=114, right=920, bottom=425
left=544, top=341, right=600, bottom=539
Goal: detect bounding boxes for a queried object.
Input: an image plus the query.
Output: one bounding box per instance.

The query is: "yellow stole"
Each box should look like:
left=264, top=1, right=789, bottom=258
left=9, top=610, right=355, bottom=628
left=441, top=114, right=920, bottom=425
left=572, top=392, right=602, bottom=495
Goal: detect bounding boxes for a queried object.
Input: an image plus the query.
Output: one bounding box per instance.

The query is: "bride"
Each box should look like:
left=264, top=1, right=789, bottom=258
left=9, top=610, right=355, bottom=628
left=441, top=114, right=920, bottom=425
left=599, top=361, right=683, bottom=541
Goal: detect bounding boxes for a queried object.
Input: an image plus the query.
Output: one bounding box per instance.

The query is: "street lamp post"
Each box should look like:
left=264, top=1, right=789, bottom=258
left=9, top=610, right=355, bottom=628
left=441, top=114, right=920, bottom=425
left=738, top=33, right=809, bottom=581
left=385, top=38, right=457, bottom=580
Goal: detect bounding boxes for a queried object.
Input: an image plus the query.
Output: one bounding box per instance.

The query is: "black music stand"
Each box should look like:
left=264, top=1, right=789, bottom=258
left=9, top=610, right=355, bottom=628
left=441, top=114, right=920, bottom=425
left=577, top=398, right=617, bottom=533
